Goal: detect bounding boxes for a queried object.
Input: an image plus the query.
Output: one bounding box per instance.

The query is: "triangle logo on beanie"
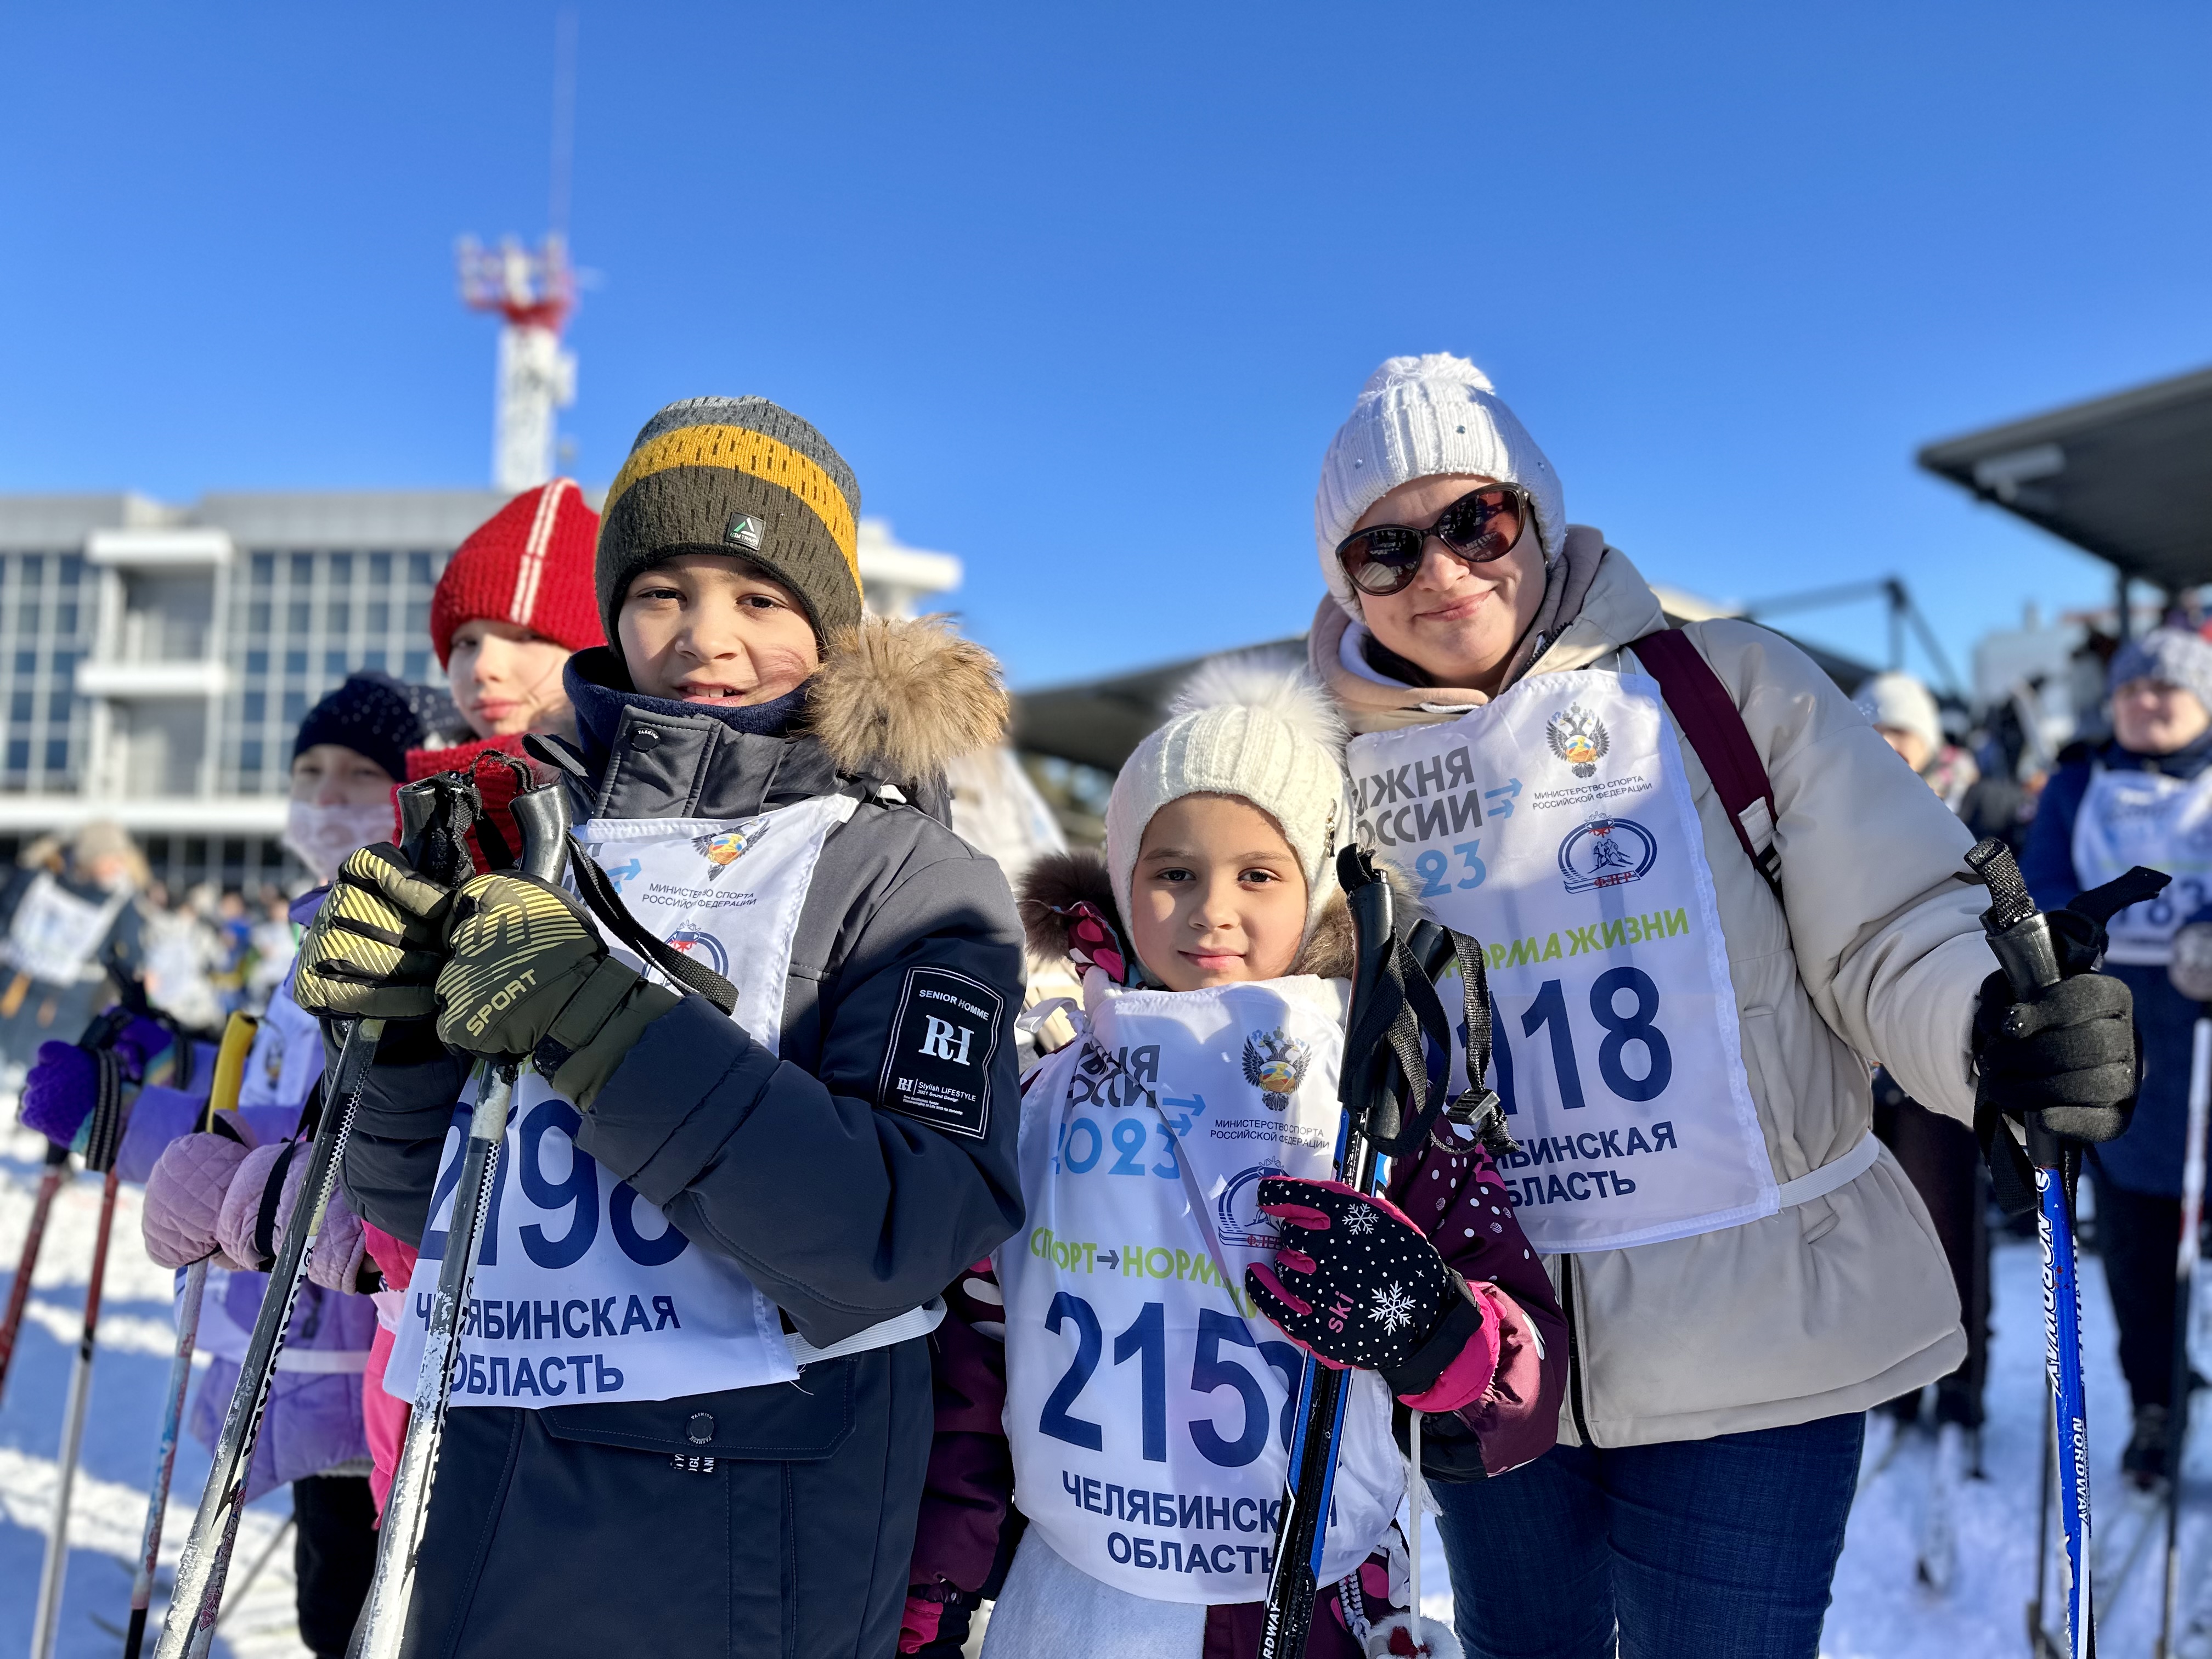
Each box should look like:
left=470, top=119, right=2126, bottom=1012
left=724, top=512, right=765, bottom=551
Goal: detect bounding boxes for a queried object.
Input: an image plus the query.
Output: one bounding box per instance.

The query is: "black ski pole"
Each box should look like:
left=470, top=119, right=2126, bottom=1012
left=155, top=775, right=475, bottom=1659
left=351, top=777, right=573, bottom=1659
left=29, top=1036, right=129, bottom=1659
left=2158, top=920, right=2212, bottom=1658
left=1256, top=847, right=1466, bottom=1659
left=122, top=1010, right=257, bottom=1659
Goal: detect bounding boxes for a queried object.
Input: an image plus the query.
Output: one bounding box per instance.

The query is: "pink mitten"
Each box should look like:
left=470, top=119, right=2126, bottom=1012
left=142, top=1132, right=252, bottom=1269
left=306, top=1180, right=370, bottom=1293
left=215, top=1140, right=309, bottom=1274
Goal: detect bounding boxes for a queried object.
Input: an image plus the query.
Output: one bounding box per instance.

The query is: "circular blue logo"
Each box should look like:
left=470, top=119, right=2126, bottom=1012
left=665, top=929, right=730, bottom=976
left=1557, top=817, right=1658, bottom=893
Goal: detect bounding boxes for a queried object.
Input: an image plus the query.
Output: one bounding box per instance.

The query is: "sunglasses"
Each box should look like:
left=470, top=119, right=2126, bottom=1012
left=1334, top=483, right=1533, bottom=597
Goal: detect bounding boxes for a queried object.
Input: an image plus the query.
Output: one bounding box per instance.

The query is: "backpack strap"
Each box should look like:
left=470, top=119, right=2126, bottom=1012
left=1628, top=627, right=1783, bottom=902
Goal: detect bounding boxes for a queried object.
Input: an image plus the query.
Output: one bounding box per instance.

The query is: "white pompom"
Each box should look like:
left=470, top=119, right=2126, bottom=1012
left=1362, top=352, right=1496, bottom=399
left=1167, top=651, right=1346, bottom=753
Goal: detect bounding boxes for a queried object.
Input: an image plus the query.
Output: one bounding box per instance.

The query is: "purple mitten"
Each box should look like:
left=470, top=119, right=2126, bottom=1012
left=143, top=1131, right=252, bottom=1268
left=216, top=1140, right=308, bottom=1274
left=20, top=1040, right=97, bottom=1147
left=111, top=1015, right=176, bottom=1084
left=307, top=1181, right=370, bottom=1294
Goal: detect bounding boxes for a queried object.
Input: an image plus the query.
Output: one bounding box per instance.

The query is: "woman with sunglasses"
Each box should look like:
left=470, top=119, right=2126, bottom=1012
left=1295, top=354, right=2142, bottom=1658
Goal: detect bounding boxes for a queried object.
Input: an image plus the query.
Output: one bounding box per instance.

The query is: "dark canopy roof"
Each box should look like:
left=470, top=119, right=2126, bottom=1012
left=1917, top=363, right=2212, bottom=594
left=1013, top=625, right=1874, bottom=773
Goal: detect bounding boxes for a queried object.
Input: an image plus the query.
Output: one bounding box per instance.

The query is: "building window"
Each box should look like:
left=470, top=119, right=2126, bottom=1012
left=7, top=740, right=27, bottom=772
left=252, top=553, right=274, bottom=585
left=243, top=690, right=265, bottom=723
left=283, top=690, right=307, bottom=723
left=324, top=650, right=347, bottom=676
left=285, top=650, right=307, bottom=675
left=363, top=649, right=387, bottom=672
left=241, top=739, right=263, bottom=775
left=44, top=738, right=65, bottom=773
left=246, top=650, right=268, bottom=677
left=404, top=650, right=429, bottom=681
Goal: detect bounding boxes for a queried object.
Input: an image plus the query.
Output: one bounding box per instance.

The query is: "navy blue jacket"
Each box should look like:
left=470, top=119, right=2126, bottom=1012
left=2020, top=732, right=2212, bottom=1196
left=338, top=624, right=1026, bottom=1657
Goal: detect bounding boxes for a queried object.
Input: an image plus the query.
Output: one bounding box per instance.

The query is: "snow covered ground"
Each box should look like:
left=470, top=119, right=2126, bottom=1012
left=1, top=1113, right=2202, bottom=1658
left=0, top=1124, right=304, bottom=1659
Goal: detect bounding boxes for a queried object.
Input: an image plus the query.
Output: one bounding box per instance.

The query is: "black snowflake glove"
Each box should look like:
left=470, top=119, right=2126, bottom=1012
left=1244, top=1176, right=1484, bottom=1399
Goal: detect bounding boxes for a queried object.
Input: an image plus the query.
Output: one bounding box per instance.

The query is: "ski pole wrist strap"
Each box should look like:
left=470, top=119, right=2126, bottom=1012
left=535, top=960, right=683, bottom=1112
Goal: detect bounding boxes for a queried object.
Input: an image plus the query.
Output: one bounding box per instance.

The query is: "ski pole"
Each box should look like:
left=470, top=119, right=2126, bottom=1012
left=1967, top=838, right=2111, bottom=1659
left=351, top=778, right=573, bottom=1659
left=2159, top=922, right=2212, bottom=1659
left=0, top=1139, right=70, bottom=1409
left=156, top=776, right=472, bottom=1659
left=122, top=1010, right=258, bottom=1659
left=30, top=1042, right=130, bottom=1659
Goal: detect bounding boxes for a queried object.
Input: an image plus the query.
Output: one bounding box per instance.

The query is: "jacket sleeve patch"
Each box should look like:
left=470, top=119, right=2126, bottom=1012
left=876, top=967, right=1002, bottom=1140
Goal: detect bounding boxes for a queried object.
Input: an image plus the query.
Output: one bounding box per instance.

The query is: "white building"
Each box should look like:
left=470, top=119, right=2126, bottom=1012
left=0, top=490, right=963, bottom=890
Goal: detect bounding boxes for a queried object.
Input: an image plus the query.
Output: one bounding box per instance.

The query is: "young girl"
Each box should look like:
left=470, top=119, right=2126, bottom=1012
left=905, top=663, right=1565, bottom=1659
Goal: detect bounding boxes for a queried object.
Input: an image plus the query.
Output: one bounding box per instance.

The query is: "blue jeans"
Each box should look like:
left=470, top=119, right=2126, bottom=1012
left=1430, top=1412, right=1864, bottom=1659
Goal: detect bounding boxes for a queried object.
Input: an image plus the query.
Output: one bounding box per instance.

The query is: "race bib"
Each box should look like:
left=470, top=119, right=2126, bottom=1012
left=3, top=873, right=123, bottom=986
left=385, top=795, right=859, bottom=1408
left=998, top=976, right=1402, bottom=1605
left=2071, top=765, right=2212, bottom=964
left=1347, top=668, right=1774, bottom=1254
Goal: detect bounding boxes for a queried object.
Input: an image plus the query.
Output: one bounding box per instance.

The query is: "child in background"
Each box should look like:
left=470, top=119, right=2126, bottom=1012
left=905, top=663, right=1565, bottom=1659
left=139, top=671, right=453, bottom=1658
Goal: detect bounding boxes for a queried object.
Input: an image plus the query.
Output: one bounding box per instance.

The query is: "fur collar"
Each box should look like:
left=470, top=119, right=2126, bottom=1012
left=566, top=613, right=1008, bottom=794
left=804, top=614, right=1009, bottom=786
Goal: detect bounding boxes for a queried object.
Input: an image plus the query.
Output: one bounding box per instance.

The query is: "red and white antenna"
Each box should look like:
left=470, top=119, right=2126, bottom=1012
left=458, top=8, right=581, bottom=493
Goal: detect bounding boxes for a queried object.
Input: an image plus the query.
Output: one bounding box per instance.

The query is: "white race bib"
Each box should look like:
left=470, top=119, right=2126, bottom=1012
left=999, top=976, right=1402, bottom=1605
left=385, top=794, right=862, bottom=1408
left=3, top=873, right=123, bottom=986
left=2071, top=765, right=2212, bottom=964
left=1347, top=669, right=1772, bottom=1254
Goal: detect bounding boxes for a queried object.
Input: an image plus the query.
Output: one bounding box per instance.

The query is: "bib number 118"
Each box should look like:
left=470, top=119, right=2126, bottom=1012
left=1493, top=966, right=1672, bottom=1111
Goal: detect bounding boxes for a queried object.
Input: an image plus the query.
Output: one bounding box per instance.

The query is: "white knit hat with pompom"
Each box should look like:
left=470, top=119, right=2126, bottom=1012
left=1313, top=353, right=1567, bottom=618
left=1105, top=653, right=1350, bottom=953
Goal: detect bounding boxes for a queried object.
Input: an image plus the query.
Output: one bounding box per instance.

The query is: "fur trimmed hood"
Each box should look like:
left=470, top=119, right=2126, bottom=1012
left=565, top=613, right=1008, bottom=802
left=1019, top=847, right=1359, bottom=982
left=805, top=614, right=1009, bottom=787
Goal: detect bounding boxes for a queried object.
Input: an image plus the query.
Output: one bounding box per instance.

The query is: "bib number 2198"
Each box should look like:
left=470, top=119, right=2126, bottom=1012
left=421, top=1100, right=689, bottom=1270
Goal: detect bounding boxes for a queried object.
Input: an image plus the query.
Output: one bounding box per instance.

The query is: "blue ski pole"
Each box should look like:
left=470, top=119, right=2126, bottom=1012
left=1967, top=838, right=2119, bottom=1659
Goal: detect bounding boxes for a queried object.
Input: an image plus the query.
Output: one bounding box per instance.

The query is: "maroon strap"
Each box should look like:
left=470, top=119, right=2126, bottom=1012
left=1628, top=628, right=1784, bottom=900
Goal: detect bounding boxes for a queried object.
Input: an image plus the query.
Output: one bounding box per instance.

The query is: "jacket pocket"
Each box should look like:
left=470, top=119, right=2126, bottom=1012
left=540, top=1359, right=857, bottom=1460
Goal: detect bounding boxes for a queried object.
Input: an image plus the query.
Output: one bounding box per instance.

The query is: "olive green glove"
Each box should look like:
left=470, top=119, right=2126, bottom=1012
left=435, top=871, right=679, bottom=1109
left=294, top=844, right=454, bottom=1022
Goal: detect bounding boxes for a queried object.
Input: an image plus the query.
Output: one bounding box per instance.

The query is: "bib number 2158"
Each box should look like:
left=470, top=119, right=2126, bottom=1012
left=1037, top=1293, right=1301, bottom=1470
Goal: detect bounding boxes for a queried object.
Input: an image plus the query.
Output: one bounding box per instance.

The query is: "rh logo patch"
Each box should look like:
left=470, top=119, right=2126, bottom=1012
left=878, top=967, right=1003, bottom=1139
left=724, top=511, right=766, bottom=551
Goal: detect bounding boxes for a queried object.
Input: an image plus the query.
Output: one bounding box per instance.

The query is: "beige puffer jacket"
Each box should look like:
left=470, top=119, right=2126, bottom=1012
left=1313, top=532, right=1988, bottom=1447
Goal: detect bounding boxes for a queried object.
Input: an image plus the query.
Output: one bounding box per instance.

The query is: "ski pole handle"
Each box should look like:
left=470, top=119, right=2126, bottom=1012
left=1967, top=839, right=2067, bottom=1165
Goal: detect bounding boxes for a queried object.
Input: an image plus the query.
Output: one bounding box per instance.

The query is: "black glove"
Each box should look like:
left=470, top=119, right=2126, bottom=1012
left=435, top=871, right=677, bottom=1107
left=294, top=844, right=453, bottom=1022
left=1971, top=968, right=2138, bottom=1144
left=1243, top=1176, right=1483, bottom=1398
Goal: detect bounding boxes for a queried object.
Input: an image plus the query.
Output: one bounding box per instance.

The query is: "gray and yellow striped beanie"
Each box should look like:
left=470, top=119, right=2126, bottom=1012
left=597, top=396, right=863, bottom=644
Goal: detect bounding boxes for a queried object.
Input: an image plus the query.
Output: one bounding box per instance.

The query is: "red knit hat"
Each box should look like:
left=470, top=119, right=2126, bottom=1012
left=430, top=478, right=606, bottom=668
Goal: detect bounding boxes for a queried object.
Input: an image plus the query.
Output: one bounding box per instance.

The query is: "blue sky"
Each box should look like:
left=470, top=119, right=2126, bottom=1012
left=2, top=3, right=2208, bottom=690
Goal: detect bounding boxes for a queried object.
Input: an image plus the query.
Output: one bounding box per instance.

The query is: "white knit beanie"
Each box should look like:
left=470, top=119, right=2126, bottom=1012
left=1313, top=353, right=1566, bottom=619
left=1105, top=656, right=1349, bottom=964
left=1852, top=672, right=1944, bottom=758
